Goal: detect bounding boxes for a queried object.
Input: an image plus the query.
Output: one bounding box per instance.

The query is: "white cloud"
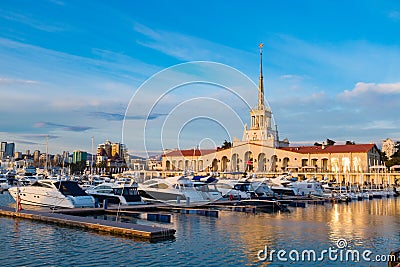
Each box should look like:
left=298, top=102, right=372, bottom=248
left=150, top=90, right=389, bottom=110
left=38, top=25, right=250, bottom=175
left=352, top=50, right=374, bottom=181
left=339, top=82, right=400, bottom=99
left=279, top=74, right=307, bottom=80
left=388, top=11, right=400, bottom=21
left=0, top=77, right=39, bottom=84
left=0, top=9, right=65, bottom=32
left=361, top=120, right=398, bottom=130
left=133, top=22, right=254, bottom=66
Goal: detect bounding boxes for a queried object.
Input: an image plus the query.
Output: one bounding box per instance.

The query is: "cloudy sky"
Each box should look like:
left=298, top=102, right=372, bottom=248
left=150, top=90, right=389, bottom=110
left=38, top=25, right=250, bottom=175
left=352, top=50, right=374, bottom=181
left=1, top=0, right=400, bottom=156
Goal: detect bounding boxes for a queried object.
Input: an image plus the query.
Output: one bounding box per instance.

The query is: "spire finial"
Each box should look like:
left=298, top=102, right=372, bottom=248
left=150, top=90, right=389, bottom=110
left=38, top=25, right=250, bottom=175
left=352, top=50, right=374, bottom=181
left=258, top=43, right=265, bottom=110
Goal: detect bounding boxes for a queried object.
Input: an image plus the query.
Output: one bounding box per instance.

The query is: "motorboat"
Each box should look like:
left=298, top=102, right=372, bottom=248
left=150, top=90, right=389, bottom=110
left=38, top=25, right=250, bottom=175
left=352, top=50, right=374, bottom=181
left=192, top=180, right=223, bottom=201
left=288, top=180, right=324, bottom=196
left=249, top=178, right=275, bottom=198
left=0, top=176, right=11, bottom=192
left=269, top=175, right=324, bottom=197
left=138, top=176, right=211, bottom=203
left=215, top=179, right=257, bottom=199
left=86, top=182, right=143, bottom=205
left=16, top=173, right=39, bottom=186
left=190, top=175, right=222, bottom=201
left=8, top=180, right=96, bottom=208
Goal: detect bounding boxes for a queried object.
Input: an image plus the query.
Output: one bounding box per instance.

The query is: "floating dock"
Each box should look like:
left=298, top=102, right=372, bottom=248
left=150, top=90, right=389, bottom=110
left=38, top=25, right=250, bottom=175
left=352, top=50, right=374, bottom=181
left=0, top=206, right=175, bottom=241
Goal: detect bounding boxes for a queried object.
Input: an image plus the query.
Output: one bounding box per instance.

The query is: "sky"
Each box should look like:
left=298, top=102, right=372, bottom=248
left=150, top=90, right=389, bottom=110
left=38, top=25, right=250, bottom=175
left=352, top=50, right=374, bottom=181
left=1, top=0, right=400, bottom=157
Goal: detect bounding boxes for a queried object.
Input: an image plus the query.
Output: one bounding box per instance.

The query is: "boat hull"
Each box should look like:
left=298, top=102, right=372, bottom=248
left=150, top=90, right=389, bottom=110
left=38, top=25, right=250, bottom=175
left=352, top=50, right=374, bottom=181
left=8, top=186, right=95, bottom=209
left=139, top=190, right=186, bottom=202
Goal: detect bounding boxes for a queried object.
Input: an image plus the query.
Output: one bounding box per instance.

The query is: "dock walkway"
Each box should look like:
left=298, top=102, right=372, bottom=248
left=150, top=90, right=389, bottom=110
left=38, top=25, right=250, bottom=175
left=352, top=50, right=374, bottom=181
left=0, top=206, right=175, bottom=241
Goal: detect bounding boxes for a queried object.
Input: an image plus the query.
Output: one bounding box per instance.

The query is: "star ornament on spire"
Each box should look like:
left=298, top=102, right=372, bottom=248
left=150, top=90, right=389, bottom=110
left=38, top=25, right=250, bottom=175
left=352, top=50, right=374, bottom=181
left=259, top=42, right=264, bottom=52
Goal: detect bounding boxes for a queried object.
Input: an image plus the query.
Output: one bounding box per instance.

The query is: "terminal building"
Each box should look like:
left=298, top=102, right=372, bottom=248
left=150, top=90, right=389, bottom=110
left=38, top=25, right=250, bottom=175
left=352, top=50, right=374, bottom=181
left=162, top=45, right=383, bottom=184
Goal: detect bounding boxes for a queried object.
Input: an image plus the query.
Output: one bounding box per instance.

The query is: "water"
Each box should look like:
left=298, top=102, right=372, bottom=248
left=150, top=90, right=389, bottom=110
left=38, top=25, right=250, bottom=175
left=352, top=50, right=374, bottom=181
left=1, top=191, right=399, bottom=266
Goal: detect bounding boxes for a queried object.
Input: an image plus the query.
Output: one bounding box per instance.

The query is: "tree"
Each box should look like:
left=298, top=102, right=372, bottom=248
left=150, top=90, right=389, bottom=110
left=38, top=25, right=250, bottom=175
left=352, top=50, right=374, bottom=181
left=345, top=140, right=356, bottom=145
left=326, top=139, right=336, bottom=146
left=97, top=161, right=107, bottom=168
left=314, top=142, right=322, bottom=146
left=381, top=151, right=389, bottom=163
left=386, top=157, right=400, bottom=168
left=383, top=143, right=400, bottom=168
left=220, top=140, right=232, bottom=149
left=70, top=160, right=87, bottom=174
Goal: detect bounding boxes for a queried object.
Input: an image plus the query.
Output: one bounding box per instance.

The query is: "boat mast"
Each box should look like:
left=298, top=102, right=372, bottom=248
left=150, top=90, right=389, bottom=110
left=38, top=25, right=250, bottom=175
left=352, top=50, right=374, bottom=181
left=91, top=136, right=94, bottom=176
left=45, top=135, right=49, bottom=176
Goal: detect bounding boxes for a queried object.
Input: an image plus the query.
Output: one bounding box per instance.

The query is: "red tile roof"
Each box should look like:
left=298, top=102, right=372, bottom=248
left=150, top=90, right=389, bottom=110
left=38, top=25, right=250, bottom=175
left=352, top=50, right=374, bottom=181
left=278, top=144, right=376, bottom=154
left=163, top=149, right=216, bottom=157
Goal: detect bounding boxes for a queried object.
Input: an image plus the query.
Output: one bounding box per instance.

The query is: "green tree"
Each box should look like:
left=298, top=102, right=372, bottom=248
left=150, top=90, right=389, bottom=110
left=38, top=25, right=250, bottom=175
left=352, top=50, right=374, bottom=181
left=97, top=161, right=107, bottom=168
left=220, top=140, right=232, bottom=149
left=386, top=157, right=400, bottom=168
left=326, top=139, right=336, bottom=146
left=345, top=140, right=355, bottom=145
left=70, top=160, right=87, bottom=174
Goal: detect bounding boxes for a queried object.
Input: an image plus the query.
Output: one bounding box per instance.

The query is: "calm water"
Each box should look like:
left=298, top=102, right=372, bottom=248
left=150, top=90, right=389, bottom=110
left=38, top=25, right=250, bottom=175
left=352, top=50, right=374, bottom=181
left=1, top=192, right=399, bottom=267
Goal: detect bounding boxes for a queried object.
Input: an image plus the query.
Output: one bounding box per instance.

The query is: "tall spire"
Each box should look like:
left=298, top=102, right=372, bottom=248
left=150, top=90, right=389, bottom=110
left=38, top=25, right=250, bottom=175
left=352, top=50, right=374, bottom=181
left=258, top=42, right=265, bottom=110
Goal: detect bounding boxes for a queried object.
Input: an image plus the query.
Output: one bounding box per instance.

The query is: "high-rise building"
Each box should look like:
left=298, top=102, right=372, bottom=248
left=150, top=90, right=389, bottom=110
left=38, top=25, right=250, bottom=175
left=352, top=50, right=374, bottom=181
left=62, top=151, right=70, bottom=163
left=33, top=150, right=41, bottom=162
left=73, top=150, right=88, bottom=163
left=0, top=142, right=15, bottom=158
left=0, top=142, right=7, bottom=158
left=97, top=140, right=112, bottom=158
left=111, top=143, right=119, bottom=157
left=96, top=140, right=127, bottom=166
left=5, top=143, right=15, bottom=157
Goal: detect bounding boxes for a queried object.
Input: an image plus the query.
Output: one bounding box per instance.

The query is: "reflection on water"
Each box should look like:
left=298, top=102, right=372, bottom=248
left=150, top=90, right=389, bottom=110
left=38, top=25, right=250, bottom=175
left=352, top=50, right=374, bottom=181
left=1, top=191, right=399, bottom=266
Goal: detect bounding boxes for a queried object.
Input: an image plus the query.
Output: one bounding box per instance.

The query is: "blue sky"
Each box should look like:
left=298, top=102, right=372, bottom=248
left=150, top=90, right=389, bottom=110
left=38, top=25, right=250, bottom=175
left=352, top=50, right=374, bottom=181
left=1, top=0, right=400, bottom=156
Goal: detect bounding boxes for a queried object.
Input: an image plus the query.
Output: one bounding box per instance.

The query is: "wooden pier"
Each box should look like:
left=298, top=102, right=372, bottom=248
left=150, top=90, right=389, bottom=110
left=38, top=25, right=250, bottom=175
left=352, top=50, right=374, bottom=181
left=0, top=206, right=175, bottom=241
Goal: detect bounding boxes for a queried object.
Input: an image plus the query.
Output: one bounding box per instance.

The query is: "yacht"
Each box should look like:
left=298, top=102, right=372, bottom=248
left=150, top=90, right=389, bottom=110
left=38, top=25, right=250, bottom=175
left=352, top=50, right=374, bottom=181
left=249, top=178, right=275, bottom=198
left=269, top=175, right=324, bottom=197
left=138, top=176, right=211, bottom=203
left=8, top=180, right=96, bottom=208
left=192, top=180, right=223, bottom=201
left=0, top=175, right=11, bottom=192
left=86, top=182, right=143, bottom=205
left=215, top=179, right=257, bottom=199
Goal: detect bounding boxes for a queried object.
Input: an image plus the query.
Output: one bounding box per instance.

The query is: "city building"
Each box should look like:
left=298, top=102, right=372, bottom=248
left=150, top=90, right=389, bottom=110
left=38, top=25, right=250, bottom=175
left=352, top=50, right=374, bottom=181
left=96, top=140, right=128, bottom=171
left=14, top=152, right=22, bottom=160
left=33, top=150, right=40, bottom=163
left=0, top=142, right=15, bottom=158
left=72, top=150, right=88, bottom=164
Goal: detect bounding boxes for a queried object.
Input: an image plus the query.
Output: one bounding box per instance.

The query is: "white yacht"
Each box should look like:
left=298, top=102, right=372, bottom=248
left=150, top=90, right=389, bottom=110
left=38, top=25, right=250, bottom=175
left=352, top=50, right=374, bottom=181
left=0, top=175, right=11, bottom=192
left=138, top=176, right=211, bottom=203
left=86, top=182, right=143, bottom=205
left=8, top=180, right=96, bottom=208
left=215, top=179, right=257, bottom=199
left=192, top=180, right=223, bottom=201
left=269, top=175, right=324, bottom=197
left=249, top=178, right=275, bottom=198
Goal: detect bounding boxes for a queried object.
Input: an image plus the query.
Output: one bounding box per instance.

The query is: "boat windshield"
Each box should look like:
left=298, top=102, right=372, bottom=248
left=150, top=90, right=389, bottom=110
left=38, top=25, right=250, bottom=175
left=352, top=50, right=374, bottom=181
left=55, top=181, right=88, bottom=196
left=234, top=183, right=252, bottom=192
left=114, top=187, right=138, bottom=196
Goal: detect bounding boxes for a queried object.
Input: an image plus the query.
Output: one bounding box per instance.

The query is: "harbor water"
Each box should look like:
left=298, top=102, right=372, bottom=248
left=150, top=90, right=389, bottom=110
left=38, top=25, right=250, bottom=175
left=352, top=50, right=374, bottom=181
left=1, top=192, right=399, bottom=267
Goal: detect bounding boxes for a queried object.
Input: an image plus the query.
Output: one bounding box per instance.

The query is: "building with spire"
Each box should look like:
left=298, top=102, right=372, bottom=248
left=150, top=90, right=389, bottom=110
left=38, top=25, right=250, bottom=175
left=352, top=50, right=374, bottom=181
left=163, top=43, right=288, bottom=173
left=235, top=43, right=286, bottom=149
left=162, top=44, right=382, bottom=185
